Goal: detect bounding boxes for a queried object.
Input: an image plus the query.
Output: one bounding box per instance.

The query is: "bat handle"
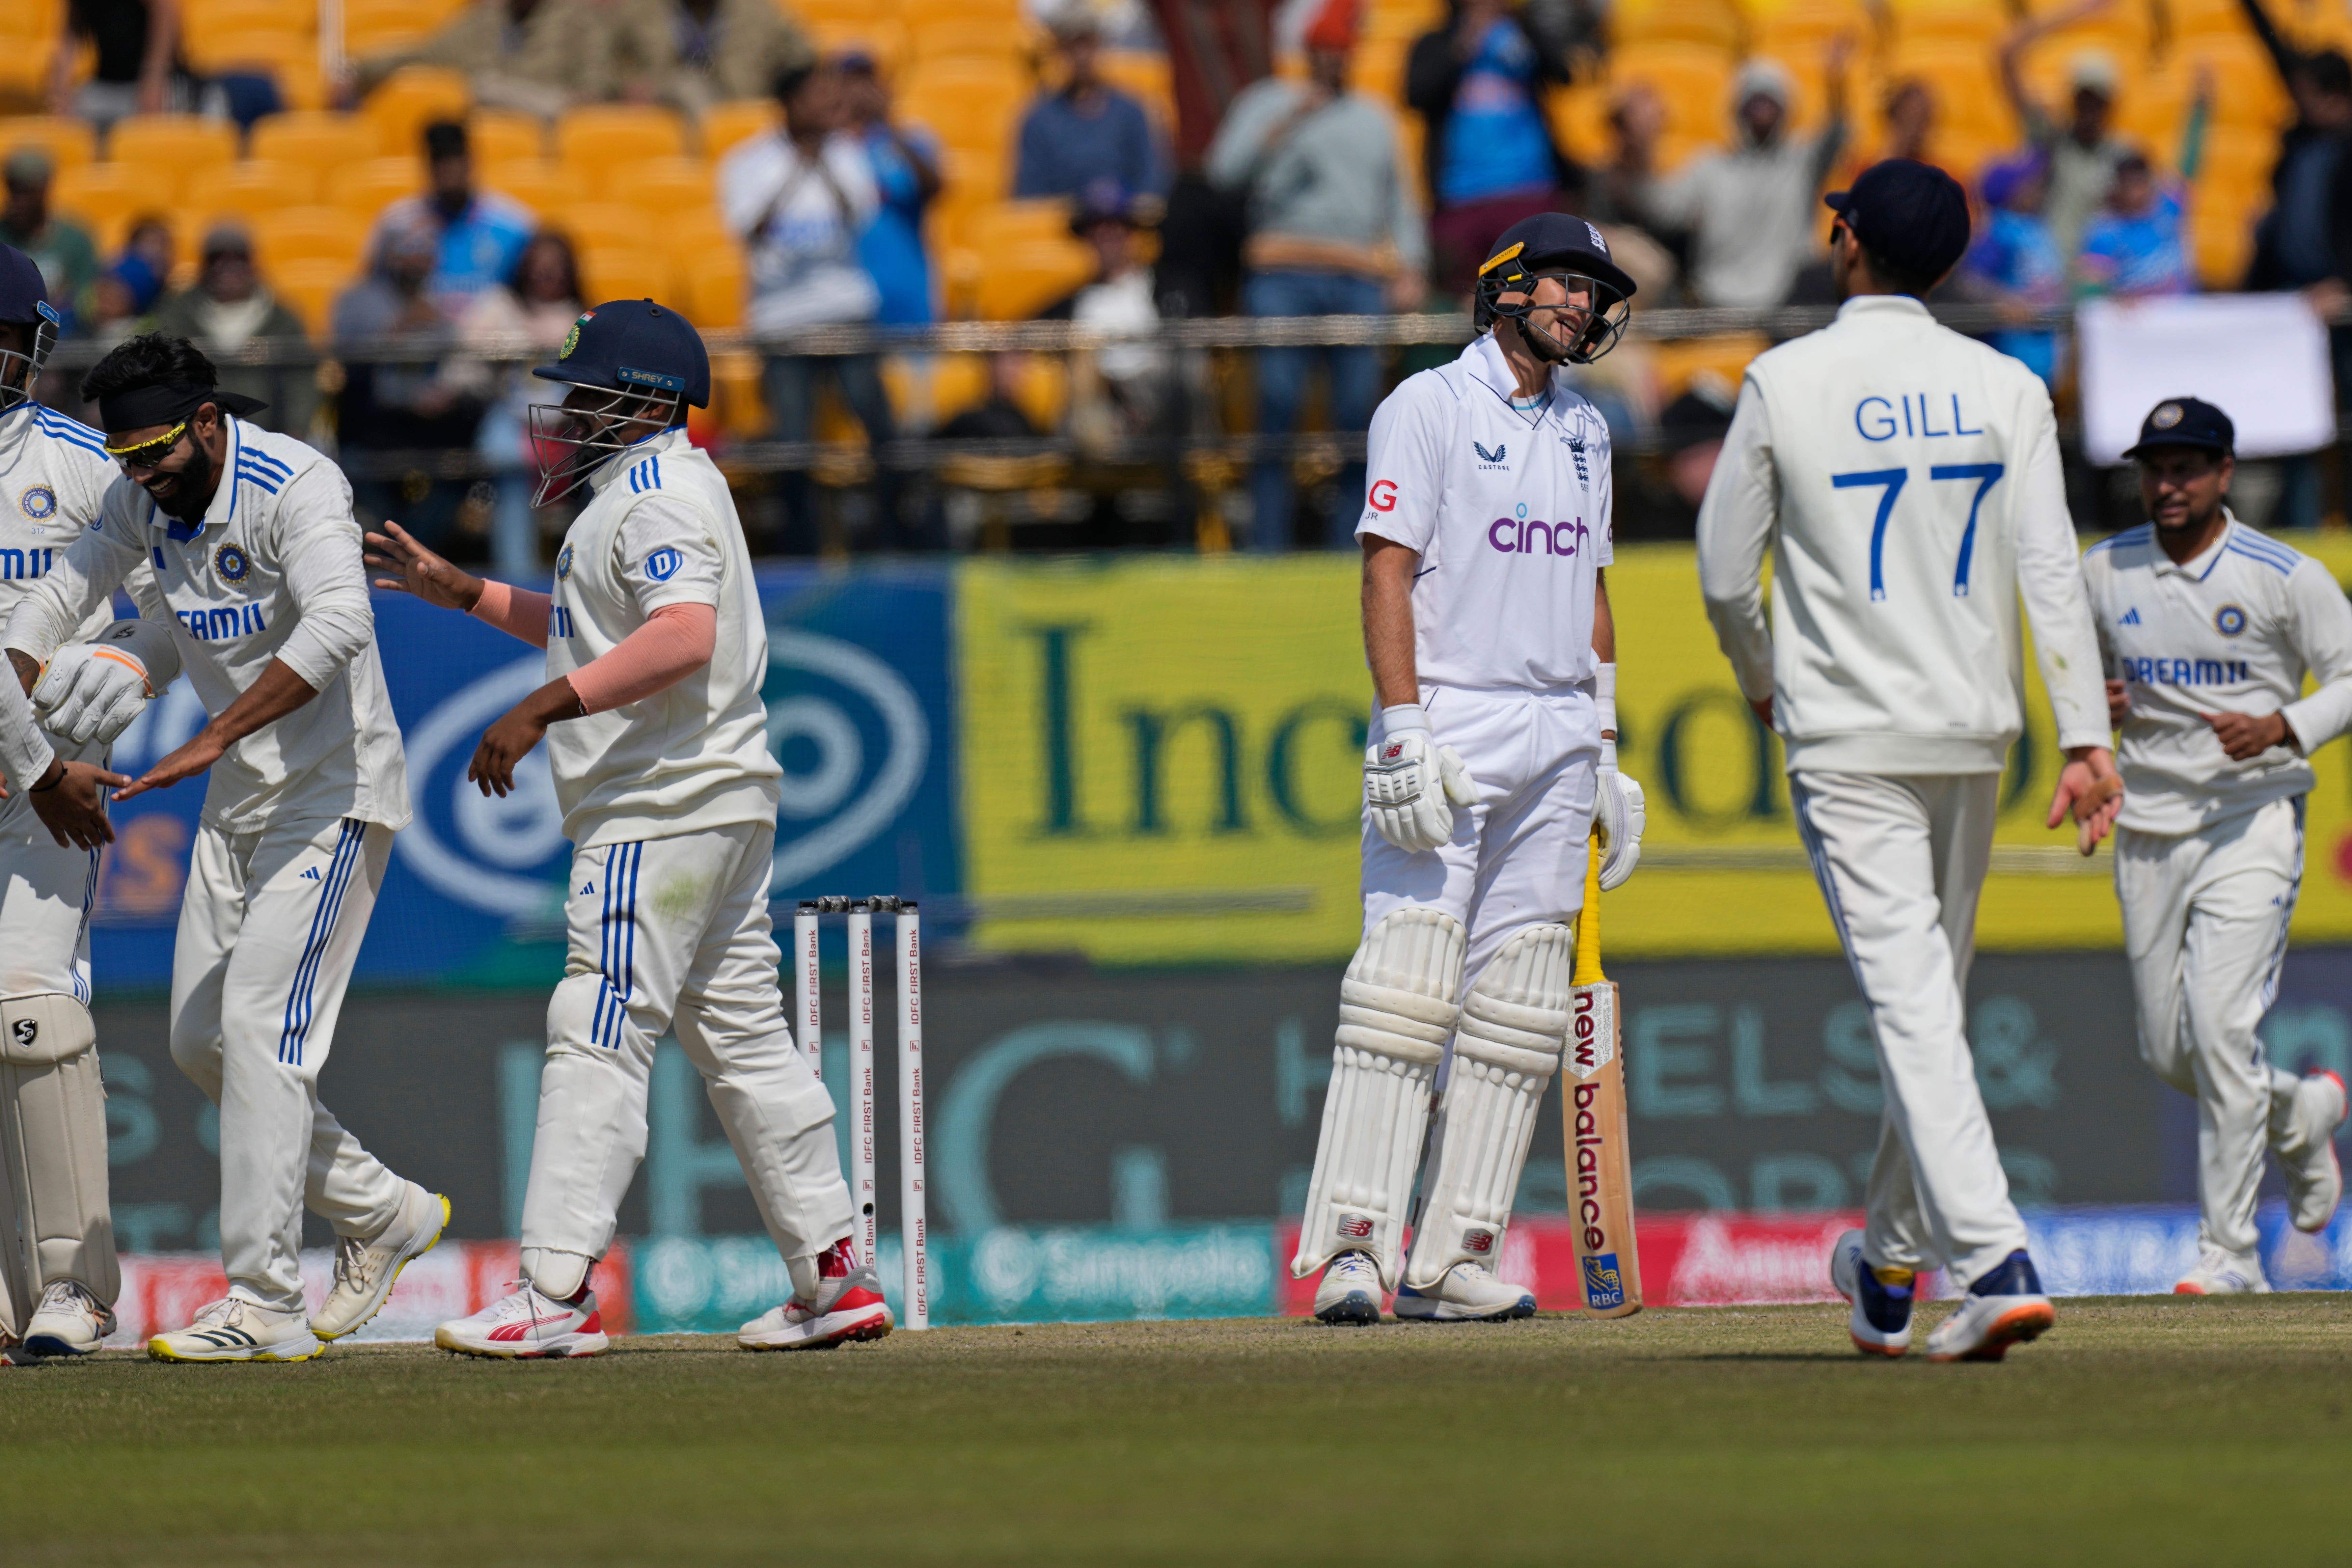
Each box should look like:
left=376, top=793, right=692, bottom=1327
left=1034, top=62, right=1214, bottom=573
left=1574, top=834, right=1605, bottom=985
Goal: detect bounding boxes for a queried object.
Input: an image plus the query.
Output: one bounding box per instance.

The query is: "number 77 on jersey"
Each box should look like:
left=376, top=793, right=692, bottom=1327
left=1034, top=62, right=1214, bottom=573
left=1565, top=838, right=1640, bottom=1317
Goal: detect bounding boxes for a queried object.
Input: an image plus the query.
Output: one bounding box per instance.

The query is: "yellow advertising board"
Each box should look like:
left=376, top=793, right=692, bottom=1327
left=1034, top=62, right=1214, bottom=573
left=955, top=538, right=2352, bottom=963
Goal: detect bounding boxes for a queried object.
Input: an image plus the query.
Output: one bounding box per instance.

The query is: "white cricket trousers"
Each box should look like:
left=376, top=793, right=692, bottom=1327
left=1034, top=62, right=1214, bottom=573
left=170, top=816, right=411, bottom=1314
left=1790, top=771, right=2028, bottom=1289
left=2116, top=796, right=2304, bottom=1258
left=520, top=821, right=852, bottom=1280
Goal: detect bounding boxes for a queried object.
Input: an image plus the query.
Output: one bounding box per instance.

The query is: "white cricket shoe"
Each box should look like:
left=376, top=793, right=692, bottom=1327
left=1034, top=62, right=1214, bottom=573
left=1924, top=1251, right=2055, bottom=1363
left=739, top=1239, right=893, bottom=1351
left=148, top=1296, right=323, bottom=1363
left=1829, top=1228, right=1913, bottom=1358
left=23, top=1279, right=114, bottom=1358
left=313, top=1182, right=449, bottom=1341
left=1392, top=1260, right=1537, bottom=1323
left=2173, top=1246, right=2271, bottom=1295
left=435, top=1282, right=609, bottom=1359
left=1311, top=1250, right=1385, bottom=1326
left=2278, top=1071, right=2347, bottom=1234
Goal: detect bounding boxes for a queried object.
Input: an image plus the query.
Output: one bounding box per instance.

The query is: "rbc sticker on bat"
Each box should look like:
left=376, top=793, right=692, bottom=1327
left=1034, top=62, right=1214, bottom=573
left=1582, top=1253, right=1625, bottom=1311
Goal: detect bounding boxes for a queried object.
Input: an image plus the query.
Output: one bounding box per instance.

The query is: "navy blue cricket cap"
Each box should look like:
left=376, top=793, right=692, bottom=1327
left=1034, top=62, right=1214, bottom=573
left=1825, top=158, right=1971, bottom=284
left=532, top=298, right=710, bottom=409
left=0, top=243, right=55, bottom=328
left=1480, top=210, right=1637, bottom=302
left=2123, top=395, right=2234, bottom=460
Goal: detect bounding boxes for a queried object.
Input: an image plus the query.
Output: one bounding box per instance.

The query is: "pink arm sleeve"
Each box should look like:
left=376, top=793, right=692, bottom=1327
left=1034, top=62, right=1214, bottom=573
left=566, top=603, right=717, bottom=715
left=470, top=579, right=553, bottom=649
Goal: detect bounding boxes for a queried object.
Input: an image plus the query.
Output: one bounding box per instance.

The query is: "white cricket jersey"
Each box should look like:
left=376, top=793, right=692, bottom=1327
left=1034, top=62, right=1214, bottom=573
left=2084, top=513, right=2352, bottom=834
left=545, top=426, right=782, bottom=849
left=2, top=416, right=409, bottom=832
left=1697, top=294, right=2108, bottom=775
left=1354, top=333, right=1612, bottom=692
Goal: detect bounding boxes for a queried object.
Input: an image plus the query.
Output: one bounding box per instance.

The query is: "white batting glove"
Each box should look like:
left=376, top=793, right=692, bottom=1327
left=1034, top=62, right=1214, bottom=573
left=32, top=640, right=154, bottom=745
left=1366, top=704, right=1476, bottom=855
left=1594, top=663, right=1645, bottom=890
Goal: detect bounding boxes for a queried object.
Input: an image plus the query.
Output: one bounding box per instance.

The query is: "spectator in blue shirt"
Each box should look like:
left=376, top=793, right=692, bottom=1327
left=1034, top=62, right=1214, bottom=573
left=366, top=119, right=537, bottom=321
left=2076, top=150, right=2193, bottom=299
left=1013, top=9, right=1168, bottom=201
left=1958, top=150, right=2066, bottom=385
left=839, top=49, right=941, bottom=327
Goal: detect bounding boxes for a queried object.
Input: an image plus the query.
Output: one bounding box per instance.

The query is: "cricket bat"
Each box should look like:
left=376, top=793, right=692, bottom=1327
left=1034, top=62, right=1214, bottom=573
left=1565, top=839, right=1642, bottom=1317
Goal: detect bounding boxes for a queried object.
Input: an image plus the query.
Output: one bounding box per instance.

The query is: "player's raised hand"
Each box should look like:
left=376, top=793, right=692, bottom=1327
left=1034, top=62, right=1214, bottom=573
left=28, top=757, right=131, bottom=849
left=2201, top=709, right=2293, bottom=761
left=2047, top=746, right=2124, bottom=856
left=365, top=520, right=485, bottom=613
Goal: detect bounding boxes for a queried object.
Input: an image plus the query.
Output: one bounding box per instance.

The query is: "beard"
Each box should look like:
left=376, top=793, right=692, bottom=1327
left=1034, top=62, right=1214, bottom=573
left=147, top=437, right=216, bottom=524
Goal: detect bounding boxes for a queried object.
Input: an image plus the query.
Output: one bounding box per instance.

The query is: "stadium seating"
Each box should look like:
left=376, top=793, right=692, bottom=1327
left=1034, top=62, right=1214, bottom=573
left=608, top=157, right=716, bottom=216
left=270, top=256, right=351, bottom=336
left=468, top=110, right=546, bottom=165
left=479, top=159, right=584, bottom=216
left=251, top=111, right=377, bottom=174
left=0, top=115, right=94, bottom=173
left=556, top=106, right=689, bottom=171
left=249, top=206, right=369, bottom=273
left=184, top=159, right=320, bottom=222
left=109, top=117, right=239, bottom=197
left=579, top=248, right=671, bottom=305
left=700, top=100, right=780, bottom=160
left=332, top=157, right=426, bottom=216
left=1610, top=0, right=1740, bottom=54
left=559, top=202, right=653, bottom=253
left=362, top=67, right=470, bottom=158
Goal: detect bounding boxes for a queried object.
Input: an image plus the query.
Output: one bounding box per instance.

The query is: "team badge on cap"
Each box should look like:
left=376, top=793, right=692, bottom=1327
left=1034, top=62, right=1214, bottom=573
left=562, top=311, right=593, bottom=361
left=2152, top=402, right=2184, bottom=429
left=213, top=542, right=250, bottom=583
left=2215, top=604, right=2247, bottom=637
left=556, top=543, right=574, bottom=580
left=19, top=484, right=53, bottom=519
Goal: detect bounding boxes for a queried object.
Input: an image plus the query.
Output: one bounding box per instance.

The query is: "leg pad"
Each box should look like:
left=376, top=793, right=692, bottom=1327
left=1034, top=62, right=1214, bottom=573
left=0, top=994, right=116, bottom=1304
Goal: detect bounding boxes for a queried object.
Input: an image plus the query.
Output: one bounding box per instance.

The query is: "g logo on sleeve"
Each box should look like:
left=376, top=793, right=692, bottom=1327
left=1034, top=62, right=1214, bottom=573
left=644, top=547, right=681, bottom=581
left=1369, top=479, right=1398, bottom=512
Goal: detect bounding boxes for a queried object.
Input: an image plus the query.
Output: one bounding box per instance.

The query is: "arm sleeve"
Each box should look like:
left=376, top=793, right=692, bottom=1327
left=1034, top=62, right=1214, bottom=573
left=612, top=494, right=726, bottom=615
left=1011, top=107, right=1052, bottom=198
left=0, top=505, right=142, bottom=664
left=2279, top=560, right=2352, bottom=752
left=470, top=579, right=553, bottom=648
left=1202, top=83, right=1276, bottom=192
left=1386, top=117, right=1430, bottom=276
left=566, top=603, right=717, bottom=714
left=267, top=464, right=377, bottom=692
left=1353, top=379, right=1445, bottom=552
left=2010, top=400, right=2110, bottom=751
left=1637, top=160, right=1709, bottom=232
left=1694, top=377, right=1779, bottom=702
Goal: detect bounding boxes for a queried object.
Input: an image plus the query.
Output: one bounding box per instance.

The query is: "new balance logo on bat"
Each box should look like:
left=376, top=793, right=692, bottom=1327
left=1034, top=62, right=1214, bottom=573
left=1568, top=989, right=1616, bottom=1077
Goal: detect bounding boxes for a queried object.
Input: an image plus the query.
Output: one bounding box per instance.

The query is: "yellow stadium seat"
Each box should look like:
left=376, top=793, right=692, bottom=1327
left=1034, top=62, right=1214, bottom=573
left=1644, top=335, right=1768, bottom=401
left=1886, top=0, right=2006, bottom=48
left=556, top=105, right=689, bottom=172
left=49, top=162, right=143, bottom=241
left=184, top=159, right=320, bottom=221
left=554, top=202, right=646, bottom=251
left=263, top=256, right=348, bottom=339
left=1611, top=0, right=1739, bottom=53
left=1609, top=43, right=1736, bottom=142
left=479, top=159, right=579, bottom=215
left=2191, top=193, right=2260, bottom=289
left=1363, top=0, right=1443, bottom=41
left=182, top=26, right=311, bottom=78
left=331, top=156, right=425, bottom=216
left=343, top=11, right=435, bottom=55
left=608, top=156, right=714, bottom=214
left=1747, top=0, right=1870, bottom=54
left=108, top=116, right=239, bottom=193
left=901, top=0, right=1020, bottom=24
left=1880, top=44, right=2017, bottom=144
left=468, top=109, right=545, bottom=165
left=0, top=31, right=61, bottom=102
left=806, top=18, right=911, bottom=82
left=965, top=199, right=1076, bottom=255
left=683, top=247, right=744, bottom=330
left=974, top=240, right=1093, bottom=321
left=905, top=16, right=1017, bottom=68
left=0, top=115, right=95, bottom=173
left=934, top=142, right=1006, bottom=210
left=577, top=247, right=673, bottom=304
left=361, top=65, right=470, bottom=158
left=1351, top=37, right=1409, bottom=105
left=900, top=63, right=1027, bottom=155
left=699, top=99, right=779, bottom=161
left=2171, top=0, right=2252, bottom=38
left=184, top=0, right=314, bottom=38
left=2195, top=36, right=2296, bottom=132
left=1095, top=49, right=1172, bottom=125
left=664, top=208, right=731, bottom=255
left=250, top=110, right=376, bottom=173
left=249, top=205, right=368, bottom=271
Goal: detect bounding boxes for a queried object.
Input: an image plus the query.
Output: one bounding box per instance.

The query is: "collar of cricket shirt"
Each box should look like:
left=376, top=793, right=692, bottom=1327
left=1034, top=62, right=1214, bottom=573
left=586, top=421, right=691, bottom=497
left=164, top=413, right=246, bottom=543
left=1465, top=331, right=1553, bottom=424
left=2155, top=507, right=2242, bottom=580
left=1833, top=293, right=1933, bottom=326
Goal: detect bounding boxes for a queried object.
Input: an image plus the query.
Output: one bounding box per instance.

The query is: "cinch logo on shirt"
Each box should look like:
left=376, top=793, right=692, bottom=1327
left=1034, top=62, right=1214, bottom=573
left=2119, top=655, right=2251, bottom=685
left=177, top=604, right=268, bottom=640
left=1488, top=506, right=1587, bottom=557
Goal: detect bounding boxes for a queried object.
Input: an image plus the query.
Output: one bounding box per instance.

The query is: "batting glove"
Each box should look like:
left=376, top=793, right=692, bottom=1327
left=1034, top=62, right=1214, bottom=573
left=1594, top=663, right=1645, bottom=890
left=1366, top=704, right=1476, bottom=855
left=32, top=640, right=154, bottom=745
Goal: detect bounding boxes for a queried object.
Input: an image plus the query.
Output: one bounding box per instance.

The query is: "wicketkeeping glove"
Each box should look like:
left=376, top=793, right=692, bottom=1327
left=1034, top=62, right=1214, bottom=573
left=1594, top=662, right=1645, bottom=890
left=1365, top=704, right=1477, bottom=855
left=31, top=620, right=178, bottom=745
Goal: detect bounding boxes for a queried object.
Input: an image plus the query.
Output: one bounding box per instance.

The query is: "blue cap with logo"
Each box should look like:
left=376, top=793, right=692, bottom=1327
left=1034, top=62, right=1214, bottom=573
left=2122, top=395, right=2234, bottom=460
left=0, top=242, right=56, bottom=329
left=1825, top=158, right=1971, bottom=284
left=533, top=297, right=710, bottom=409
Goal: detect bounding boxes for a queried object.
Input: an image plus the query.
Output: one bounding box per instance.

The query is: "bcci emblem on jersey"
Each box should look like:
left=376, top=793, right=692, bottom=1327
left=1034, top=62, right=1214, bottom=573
left=2215, top=604, right=2248, bottom=637
left=18, top=483, right=54, bottom=520
left=1582, top=1251, right=1625, bottom=1310
left=556, top=543, right=575, bottom=580
left=213, top=542, right=250, bottom=583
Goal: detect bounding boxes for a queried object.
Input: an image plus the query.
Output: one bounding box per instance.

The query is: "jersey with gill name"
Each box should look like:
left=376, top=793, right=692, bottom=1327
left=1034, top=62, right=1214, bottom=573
left=544, top=425, right=782, bottom=850
left=2083, top=514, right=2352, bottom=834
left=1355, top=332, right=1611, bottom=692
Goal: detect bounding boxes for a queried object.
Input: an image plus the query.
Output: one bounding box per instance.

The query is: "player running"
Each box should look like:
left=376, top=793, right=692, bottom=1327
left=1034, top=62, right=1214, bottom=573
left=367, top=301, right=880, bottom=1358
left=0, top=334, right=443, bottom=1363
left=0, top=248, right=181, bottom=1360
left=2085, top=397, right=2352, bottom=1295
left=1697, top=161, right=2119, bottom=1361
left=1292, top=213, right=1647, bottom=1326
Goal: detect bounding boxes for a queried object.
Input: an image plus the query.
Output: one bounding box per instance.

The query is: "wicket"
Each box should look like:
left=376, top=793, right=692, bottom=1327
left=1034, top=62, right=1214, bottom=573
left=793, top=896, right=928, bottom=1331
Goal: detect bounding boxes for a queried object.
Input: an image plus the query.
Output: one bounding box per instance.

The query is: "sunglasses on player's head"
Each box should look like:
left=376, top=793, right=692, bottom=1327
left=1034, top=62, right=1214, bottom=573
left=103, top=418, right=189, bottom=472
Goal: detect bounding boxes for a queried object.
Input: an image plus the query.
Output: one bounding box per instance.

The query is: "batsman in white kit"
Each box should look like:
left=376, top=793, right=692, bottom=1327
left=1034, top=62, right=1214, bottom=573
left=0, top=247, right=183, bottom=1359
left=367, top=300, right=881, bottom=1358
left=1, top=334, right=445, bottom=1362
left=1697, top=161, right=2122, bottom=1361
left=1292, top=213, right=1648, bottom=1325
left=2086, top=396, right=2352, bottom=1295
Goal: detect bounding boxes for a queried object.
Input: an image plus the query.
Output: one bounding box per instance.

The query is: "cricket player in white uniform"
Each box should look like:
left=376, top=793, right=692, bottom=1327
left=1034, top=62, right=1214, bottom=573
left=1292, top=214, right=1649, bottom=1325
left=0, top=334, right=445, bottom=1363
left=2085, top=397, right=2352, bottom=1295
left=0, top=248, right=184, bottom=1360
left=366, top=301, right=878, bottom=1358
left=1697, top=161, right=2121, bottom=1361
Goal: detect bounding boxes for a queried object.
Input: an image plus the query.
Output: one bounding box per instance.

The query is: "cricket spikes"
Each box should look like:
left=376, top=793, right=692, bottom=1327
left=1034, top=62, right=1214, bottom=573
left=1292, top=907, right=1466, bottom=1290
left=1403, top=923, right=1573, bottom=1291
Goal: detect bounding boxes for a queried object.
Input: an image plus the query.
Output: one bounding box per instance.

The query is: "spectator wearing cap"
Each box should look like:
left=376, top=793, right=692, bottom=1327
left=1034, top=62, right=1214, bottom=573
left=1039, top=180, right=1168, bottom=425
left=47, top=0, right=190, bottom=130
left=1014, top=8, right=1170, bottom=202
left=2240, top=0, right=2352, bottom=315
left=1999, top=3, right=2133, bottom=264
left=840, top=50, right=942, bottom=328
left=0, top=149, right=99, bottom=332
left=1405, top=0, right=1582, bottom=295
left=1629, top=50, right=1851, bottom=310
left=607, top=0, right=813, bottom=119
left=332, top=218, right=486, bottom=547
left=152, top=223, right=317, bottom=436
left=367, top=120, right=539, bottom=323
left=1956, top=152, right=2065, bottom=386
left=348, top=0, right=619, bottom=119
left=1207, top=0, right=1425, bottom=549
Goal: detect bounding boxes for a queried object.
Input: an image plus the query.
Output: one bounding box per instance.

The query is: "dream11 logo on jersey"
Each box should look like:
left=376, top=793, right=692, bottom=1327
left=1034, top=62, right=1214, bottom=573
left=1489, top=502, right=1587, bottom=557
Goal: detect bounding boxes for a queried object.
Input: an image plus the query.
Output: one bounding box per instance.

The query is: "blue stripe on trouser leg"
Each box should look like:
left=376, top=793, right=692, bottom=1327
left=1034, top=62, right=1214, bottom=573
left=278, top=822, right=364, bottom=1065
left=590, top=844, right=641, bottom=1050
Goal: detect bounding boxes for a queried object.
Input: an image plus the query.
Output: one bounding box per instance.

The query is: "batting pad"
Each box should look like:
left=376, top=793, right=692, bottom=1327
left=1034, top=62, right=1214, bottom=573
left=1403, top=924, right=1572, bottom=1290
left=0, top=993, right=117, bottom=1306
left=1292, top=907, right=1465, bottom=1289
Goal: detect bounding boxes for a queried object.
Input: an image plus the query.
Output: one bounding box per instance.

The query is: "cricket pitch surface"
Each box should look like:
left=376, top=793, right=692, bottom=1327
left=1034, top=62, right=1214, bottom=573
left=12, top=1297, right=2350, bottom=1565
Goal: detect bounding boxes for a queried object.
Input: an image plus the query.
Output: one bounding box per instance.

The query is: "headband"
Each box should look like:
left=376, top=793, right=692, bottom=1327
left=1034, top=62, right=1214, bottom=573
left=96, top=381, right=266, bottom=437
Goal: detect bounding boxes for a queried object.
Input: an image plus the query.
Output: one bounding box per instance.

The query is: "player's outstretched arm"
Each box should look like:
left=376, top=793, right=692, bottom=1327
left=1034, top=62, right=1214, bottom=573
left=1695, top=379, right=1778, bottom=715
left=113, top=658, right=317, bottom=802
left=365, top=520, right=488, bottom=614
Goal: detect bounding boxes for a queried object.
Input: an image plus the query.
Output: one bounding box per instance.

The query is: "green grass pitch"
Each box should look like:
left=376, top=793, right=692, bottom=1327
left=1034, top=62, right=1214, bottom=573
left=10, top=1296, right=2351, bottom=1566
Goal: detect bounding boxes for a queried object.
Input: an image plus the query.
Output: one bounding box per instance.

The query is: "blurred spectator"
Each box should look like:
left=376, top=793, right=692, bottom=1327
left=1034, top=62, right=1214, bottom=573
left=608, top=0, right=814, bottom=119
left=153, top=224, right=317, bottom=435
left=332, top=219, right=485, bottom=546
left=2076, top=149, right=2194, bottom=300
left=1657, top=374, right=1736, bottom=527
left=1014, top=8, right=1170, bottom=201
left=455, top=229, right=583, bottom=574
left=48, top=0, right=188, bottom=130
left=0, top=150, right=98, bottom=330
left=367, top=121, right=538, bottom=322
left=1631, top=53, right=1849, bottom=310
left=2240, top=0, right=2352, bottom=308
left=1406, top=0, right=1580, bottom=294
left=1206, top=0, right=1423, bottom=550
left=839, top=51, right=941, bottom=328
left=85, top=215, right=170, bottom=344
left=1841, top=78, right=1961, bottom=186
left=1999, top=5, right=2130, bottom=263
left=1040, top=182, right=1167, bottom=445
left=1957, top=152, right=2065, bottom=385
left=350, top=0, right=617, bottom=120
left=937, top=355, right=1042, bottom=442
left=720, top=62, right=901, bottom=551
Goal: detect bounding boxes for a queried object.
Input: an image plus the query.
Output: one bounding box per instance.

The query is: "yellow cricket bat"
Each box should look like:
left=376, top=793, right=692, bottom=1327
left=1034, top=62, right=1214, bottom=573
left=1565, top=840, right=1642, bottom=1317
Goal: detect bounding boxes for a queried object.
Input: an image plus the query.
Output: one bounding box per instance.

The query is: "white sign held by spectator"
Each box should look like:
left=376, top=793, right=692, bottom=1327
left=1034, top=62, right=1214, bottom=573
left=2077, top=294, right=2337, bottom=466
